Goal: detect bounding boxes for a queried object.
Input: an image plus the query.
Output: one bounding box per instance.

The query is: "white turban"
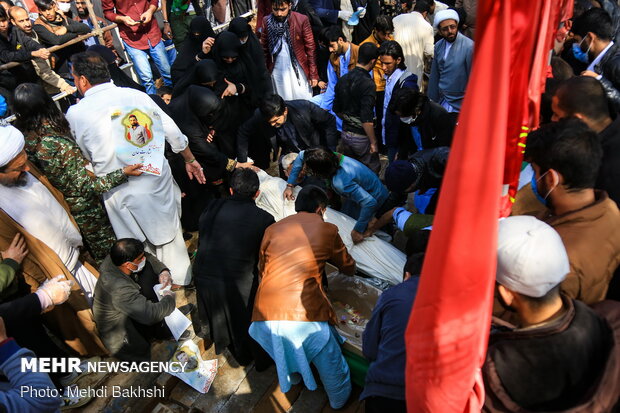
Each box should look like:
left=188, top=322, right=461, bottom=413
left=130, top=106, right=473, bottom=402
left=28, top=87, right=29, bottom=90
left=434, top=9, right=460, bottom=29
left=0, top=123, right=25, bottom=168
left=496, top=216, right=569, bottom=298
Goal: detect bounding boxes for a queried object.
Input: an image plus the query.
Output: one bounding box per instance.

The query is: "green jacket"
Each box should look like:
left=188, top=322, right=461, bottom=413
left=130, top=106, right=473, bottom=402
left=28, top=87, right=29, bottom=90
left=93, top=254, right=175, bottom=361
left=0, top=259, right=19, bottom=301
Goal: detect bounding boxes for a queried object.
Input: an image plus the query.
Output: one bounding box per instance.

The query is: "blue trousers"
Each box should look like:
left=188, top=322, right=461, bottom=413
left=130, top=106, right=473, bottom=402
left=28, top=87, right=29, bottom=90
left=124, top=39, right=172, bottom=94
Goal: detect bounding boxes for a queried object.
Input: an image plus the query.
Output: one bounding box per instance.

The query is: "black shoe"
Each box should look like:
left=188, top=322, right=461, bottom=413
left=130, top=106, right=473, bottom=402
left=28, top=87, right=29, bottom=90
left=178, top=303, right=195, bottom=316
left=179, top=329, right=194, bottom=341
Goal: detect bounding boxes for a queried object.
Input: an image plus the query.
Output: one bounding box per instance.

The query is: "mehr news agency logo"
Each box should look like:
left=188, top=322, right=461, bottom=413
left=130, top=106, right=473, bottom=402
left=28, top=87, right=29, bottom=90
left=21, top=358, right=189, bottom=374
left=20, top=358, right=190, bottom=398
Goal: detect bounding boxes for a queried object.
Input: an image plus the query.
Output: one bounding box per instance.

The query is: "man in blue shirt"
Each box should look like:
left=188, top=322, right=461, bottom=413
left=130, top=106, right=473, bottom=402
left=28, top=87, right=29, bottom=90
left=361, top=252, right=422, bottom=413
left=284, top=147, right=393, bottom=243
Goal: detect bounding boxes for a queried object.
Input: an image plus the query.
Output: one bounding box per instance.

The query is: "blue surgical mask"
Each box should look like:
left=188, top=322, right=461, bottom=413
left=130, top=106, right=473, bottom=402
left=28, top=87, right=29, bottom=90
left=572, top=37, right=591, bottom=64
left=531, top=173, right=548, bottom=205
left=531, top=170, right=556, bottom=206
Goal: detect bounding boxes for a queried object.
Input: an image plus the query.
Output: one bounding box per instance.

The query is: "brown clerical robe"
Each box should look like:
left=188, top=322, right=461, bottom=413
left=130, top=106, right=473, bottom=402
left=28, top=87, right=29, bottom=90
left=0, top=162, right=107, bottom=356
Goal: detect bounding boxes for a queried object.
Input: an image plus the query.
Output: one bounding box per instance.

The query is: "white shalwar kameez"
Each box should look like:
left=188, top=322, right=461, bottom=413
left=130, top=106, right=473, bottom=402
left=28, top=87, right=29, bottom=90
left=66, top=82, right=192, bottom=285
left=0, top=173, right=98, bottom=304
left=271, top=39, right=312, bottom=101
left=393, top=11, right=434, bottom=89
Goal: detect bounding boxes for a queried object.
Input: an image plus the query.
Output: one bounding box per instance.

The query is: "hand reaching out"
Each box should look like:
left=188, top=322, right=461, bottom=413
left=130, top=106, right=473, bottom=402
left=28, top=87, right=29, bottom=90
left=185, top=160, right=206, bottom=184
left=122, top=164, right=144, bottom=176
left=221, top=78, right=238, bottom=98
left=1, top=234, right=28, bottom=264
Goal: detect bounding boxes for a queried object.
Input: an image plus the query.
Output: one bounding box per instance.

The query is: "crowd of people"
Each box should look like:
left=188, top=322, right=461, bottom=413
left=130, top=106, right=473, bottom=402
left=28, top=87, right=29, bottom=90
left=0, top=0, right=619, bottom=411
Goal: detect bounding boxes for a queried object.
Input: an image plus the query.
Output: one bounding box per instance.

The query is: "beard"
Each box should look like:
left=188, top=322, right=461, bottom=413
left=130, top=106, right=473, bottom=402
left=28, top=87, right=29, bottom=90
left=0, top=171, right=28, bottom=188
left=274, top=14, right=288, bottom=22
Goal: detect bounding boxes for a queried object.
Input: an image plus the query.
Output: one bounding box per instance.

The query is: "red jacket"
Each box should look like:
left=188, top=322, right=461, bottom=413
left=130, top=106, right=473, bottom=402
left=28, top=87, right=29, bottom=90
left=260, top=11, right=318, bottom=81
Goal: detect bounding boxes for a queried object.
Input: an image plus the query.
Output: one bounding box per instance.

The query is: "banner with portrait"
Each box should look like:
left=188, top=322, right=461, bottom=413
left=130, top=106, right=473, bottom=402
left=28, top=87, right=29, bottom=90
left=110, top=107, right=165, bottom=176
left=170, top=340, right=218, bottom=393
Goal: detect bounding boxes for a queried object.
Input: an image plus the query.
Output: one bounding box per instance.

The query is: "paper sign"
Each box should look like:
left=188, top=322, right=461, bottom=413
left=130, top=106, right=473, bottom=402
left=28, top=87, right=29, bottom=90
left=111, top=107, right=165, bottom=175
left=170, top=339, right=218, bottom=393
left=153, top=284, right=192, bottom=340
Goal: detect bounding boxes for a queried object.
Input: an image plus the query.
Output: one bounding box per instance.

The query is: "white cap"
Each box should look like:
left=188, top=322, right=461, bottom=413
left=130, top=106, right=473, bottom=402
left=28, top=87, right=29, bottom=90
left=0, top=123, right=25, bottom=168
left=496, top=216, right=569, bottom=298
left=434, top=9, right=460, bottom=29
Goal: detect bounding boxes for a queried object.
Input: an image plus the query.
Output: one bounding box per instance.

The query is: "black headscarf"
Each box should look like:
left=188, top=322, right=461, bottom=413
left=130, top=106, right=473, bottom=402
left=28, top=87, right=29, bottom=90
left=226, top=22, right=273, bottom=105
left=188, top=16, right=216, bottom=44
left=172, top=59, right=222, bottom=98
left=168, top=85, right=229, bottom=182
left=171, top=16, right=216, bottom=84
left=168, top=85, right=228, bottom=230
left=228, top=17, right=251, bottom=39
left=214, top=31, right=242, bottom=63
left=170, top=85, right=222, bottom=138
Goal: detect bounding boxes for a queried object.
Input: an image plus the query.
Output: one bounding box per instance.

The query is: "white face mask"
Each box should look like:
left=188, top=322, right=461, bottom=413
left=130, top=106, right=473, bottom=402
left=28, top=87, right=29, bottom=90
left=240, top=36, right=248, bottom=45
left=57, top=2, right=71, bottom=12
left=130, top=257, right=146, bottom=273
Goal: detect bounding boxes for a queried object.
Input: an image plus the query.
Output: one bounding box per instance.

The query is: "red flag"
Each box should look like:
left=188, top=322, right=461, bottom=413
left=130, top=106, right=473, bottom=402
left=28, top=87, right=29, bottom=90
left=405, top=1, right=572, bottom=412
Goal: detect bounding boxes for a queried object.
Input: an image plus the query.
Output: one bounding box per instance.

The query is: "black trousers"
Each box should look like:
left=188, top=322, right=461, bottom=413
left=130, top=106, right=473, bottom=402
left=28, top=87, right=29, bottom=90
left=364, top=396, right=407, bottom=413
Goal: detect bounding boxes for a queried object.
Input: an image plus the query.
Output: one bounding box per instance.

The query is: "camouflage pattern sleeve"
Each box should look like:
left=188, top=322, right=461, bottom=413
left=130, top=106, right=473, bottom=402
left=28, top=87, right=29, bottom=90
left=36, top=135, right=128, bottom=199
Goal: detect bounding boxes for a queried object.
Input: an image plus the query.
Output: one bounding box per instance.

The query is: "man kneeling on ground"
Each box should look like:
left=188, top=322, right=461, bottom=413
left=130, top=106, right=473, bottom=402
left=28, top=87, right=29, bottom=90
left=93, top=238, right=176, bottom=361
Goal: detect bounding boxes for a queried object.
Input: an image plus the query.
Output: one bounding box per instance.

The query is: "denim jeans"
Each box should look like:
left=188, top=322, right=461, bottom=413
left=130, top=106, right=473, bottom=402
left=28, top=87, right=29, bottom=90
left=124, top=39, right=172, bottom=94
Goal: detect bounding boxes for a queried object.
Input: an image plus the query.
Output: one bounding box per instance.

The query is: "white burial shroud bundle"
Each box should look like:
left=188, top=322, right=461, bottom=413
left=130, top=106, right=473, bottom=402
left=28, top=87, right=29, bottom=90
left=255, top=170, right=406, bottom=285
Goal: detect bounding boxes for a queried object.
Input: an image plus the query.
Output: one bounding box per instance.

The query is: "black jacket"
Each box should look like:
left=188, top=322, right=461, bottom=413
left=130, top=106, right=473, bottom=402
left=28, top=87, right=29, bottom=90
left=414, top=99, right=458, bottom=149
left=0, top=27, right=43, bottom=88
left=237, top=99, right=338, bottom=168
left=333, top=66, right=376, bottom=135
left=93, top=254, right=175, bottom=361
left=0, top=26, right=42, bottom=63
left=33, top=16, right=90, bottom=46
left=483, top=297, right=620, bottom=412
left=597, top=116, right=620, bottom=206
left=594, top=42, right=620, bottom=112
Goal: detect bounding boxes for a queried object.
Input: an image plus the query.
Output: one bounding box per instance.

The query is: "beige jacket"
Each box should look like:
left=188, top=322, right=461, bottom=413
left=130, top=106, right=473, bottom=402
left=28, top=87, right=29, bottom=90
left=28, top=31, right=74, bottom=94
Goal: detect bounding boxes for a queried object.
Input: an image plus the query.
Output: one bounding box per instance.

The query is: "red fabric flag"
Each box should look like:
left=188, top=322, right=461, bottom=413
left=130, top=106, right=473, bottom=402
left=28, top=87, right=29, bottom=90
left=405, top=1, right=572, bottom=412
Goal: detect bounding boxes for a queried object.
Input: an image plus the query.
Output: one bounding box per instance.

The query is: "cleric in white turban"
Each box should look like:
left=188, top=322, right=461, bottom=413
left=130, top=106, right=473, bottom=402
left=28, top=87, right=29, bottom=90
left=428, top=7, right=474, bottom=113
left=433, top=8, right=460, bottom=29
left=0, top=121, right=108, bottom=356
left=0, top=122, right=25, bottom=171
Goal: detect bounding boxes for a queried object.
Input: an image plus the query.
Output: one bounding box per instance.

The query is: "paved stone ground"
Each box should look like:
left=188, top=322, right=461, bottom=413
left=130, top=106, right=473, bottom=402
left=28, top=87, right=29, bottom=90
left=72, top=279, right=365, bottom=413
left=71, top=154, right=408, bottom=413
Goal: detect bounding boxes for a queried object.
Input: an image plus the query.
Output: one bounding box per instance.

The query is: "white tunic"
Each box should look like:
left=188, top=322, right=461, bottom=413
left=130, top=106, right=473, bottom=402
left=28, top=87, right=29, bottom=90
left=0, top=173, right=98, bottom=304
left=271, top=39, right=312, bottom=101
left=393, top=11, right=434, bottom=89
left=66, top=82, right=188, bottom=246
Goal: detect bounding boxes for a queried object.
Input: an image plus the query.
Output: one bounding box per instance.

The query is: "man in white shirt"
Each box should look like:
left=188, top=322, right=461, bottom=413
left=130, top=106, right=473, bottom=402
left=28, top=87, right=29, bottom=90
left=393, top=0, right=434, bottom=89
left=66, top=51, right=206, bottom=287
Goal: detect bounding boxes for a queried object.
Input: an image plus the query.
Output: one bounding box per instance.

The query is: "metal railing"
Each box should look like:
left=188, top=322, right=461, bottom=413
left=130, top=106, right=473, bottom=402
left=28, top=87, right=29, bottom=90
left=2, top=9, right=257, bottom=121
left=119, top=10, right=255, bottom=73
